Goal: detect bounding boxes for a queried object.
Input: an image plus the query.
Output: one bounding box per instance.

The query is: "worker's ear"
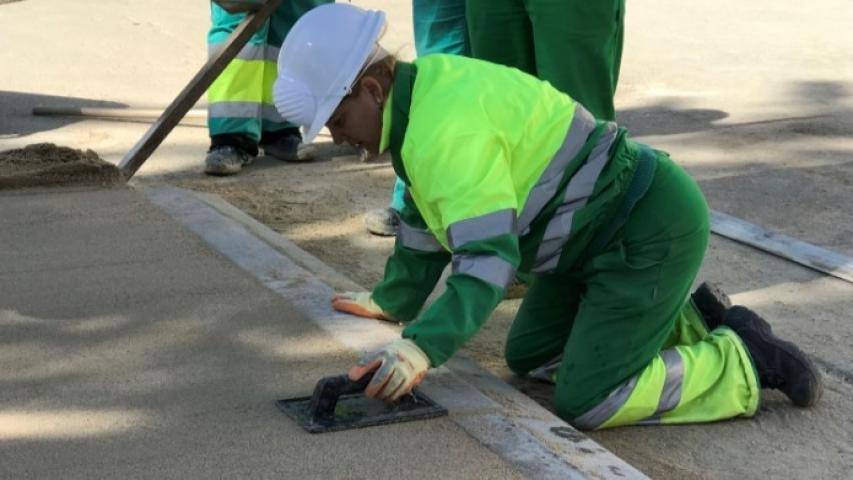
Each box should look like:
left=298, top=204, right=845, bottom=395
left=359, top=76, right=385, bottom=106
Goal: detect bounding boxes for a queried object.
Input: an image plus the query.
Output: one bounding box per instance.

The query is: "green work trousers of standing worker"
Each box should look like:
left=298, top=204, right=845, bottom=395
left=466, top=0, right=624, bottom=121
left=207, top=0, right=330, bottom=155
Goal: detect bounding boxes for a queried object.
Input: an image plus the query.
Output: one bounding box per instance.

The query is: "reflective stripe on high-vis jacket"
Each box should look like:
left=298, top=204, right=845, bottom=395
left=447, top=209, right=517, bottom=250
left=399, top=221, right=444, bottom=252
left=447, top=209, right=517, bottom=288
left=517, top=106, right=597, bottom=234
left=451, top=253, right=516, bottom=288
left=532, top=121, right=618, bottom=273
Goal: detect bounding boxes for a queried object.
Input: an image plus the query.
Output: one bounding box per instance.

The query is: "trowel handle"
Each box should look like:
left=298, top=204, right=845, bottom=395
left=307, top=373, right=373, bottom=424
left=337, top=373, right=374, bottom=395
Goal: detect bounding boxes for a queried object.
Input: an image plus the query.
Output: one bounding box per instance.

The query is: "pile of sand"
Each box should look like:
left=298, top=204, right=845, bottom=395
left=0, top=143, right=124, bottom=189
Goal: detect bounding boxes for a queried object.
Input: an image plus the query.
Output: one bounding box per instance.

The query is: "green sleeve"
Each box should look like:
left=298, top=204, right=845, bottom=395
left=371, top=196, right=451, bottom=322
left=371, top=242, right=450, bottom=322
left=402, top=233, right=519, bottom=366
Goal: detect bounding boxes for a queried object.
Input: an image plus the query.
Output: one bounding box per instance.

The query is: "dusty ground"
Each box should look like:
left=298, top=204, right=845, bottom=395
left=2, top=0, right=852, bottom=477
left=2, top=137, right=848, bottom=479
left=0, top=143, right=123, bottom=189
left=174, top=143, right=853, bottom=480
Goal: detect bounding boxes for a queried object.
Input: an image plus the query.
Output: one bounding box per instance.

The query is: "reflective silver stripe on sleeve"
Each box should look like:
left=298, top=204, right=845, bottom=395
left=399, top=222, right=444, bottom=252
left=447, top=209, right=517, bottom=250
left=518, top=105, right=596, bottom=234
left=571, top=374, right=639, bottom=430
left=208, top=103, right=285, bottom=122
left=531, top=122, right=618, bottom=273
left=637, top=348, right=685, bottom=425
left=209, top=43, right=279, bottom=62
left=451, top=254, right=515, bottom=289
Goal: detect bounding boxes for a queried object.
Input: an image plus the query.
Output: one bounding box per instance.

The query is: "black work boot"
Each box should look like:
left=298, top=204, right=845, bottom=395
left=691, top=281, right=732, bottom=330
left=725, top=306, right=823, bottom=408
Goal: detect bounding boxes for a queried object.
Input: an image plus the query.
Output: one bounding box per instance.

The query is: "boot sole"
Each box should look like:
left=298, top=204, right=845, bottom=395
left=758, top=330, right=823, bottom=408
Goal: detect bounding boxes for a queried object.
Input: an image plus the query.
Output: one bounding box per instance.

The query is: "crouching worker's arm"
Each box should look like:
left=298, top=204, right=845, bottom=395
left=349, top=229, right=519, bottom=400
left=331, top=196, right=451, bottom=323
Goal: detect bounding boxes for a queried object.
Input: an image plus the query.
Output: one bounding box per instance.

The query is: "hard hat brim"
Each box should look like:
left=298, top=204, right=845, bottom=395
left=297, top=9, right=387, bottom=145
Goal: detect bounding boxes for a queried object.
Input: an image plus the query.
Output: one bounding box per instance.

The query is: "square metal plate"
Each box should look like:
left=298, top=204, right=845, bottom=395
left=277, top=389, right=447, bottom=433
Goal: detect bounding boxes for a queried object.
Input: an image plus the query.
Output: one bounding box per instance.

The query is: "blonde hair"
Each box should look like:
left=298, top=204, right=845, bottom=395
left=356, top=52, right=397, bottom=97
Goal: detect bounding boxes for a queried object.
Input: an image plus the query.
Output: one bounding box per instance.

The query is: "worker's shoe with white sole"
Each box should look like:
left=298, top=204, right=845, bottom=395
left=725, top=306, right=823, bottom=408
left=691, top=281, right=732, bottom=330
left=204, top=145, right=253, bottom=176
left=261, top=128, right=311, bottom=162
left=365, top=207, right=399, bottom=236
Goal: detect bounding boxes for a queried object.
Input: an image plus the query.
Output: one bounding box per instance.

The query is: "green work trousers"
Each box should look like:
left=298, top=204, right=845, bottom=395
left=466, top=0, right=624, bottom=121
left=207, top=0, right=329, bottom=143
left=505, top=151, right=760, bottom=429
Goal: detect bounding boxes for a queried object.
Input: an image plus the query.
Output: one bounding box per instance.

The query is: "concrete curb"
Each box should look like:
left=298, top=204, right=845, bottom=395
left=142, top=183, right=648, bottom=480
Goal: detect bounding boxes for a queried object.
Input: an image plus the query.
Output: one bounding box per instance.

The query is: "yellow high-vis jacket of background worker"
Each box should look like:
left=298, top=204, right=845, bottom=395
left=372, top=55, right=642, bottom=366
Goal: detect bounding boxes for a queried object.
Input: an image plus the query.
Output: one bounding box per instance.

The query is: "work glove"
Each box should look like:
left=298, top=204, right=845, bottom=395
left=331, top=292, right=395, bottom=321
left=349, top=339, right=431, bottom=402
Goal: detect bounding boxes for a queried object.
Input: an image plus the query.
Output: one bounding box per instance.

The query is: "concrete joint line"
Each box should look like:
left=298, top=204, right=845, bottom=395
left=711, top=210, right=853, bottom=284
left=143, top=184, right=647, bottom=480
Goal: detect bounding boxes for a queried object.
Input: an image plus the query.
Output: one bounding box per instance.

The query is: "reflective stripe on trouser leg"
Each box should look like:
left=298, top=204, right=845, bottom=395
left=207, top=57, right=287, bottom=140
left=571, top=327, right=760, bottom=430
left=207, top=3, right=292, bottom=139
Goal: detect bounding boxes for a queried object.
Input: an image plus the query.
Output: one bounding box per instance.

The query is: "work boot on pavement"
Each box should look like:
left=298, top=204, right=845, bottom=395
left=691, top=281, right=731, bottom=330
left=261, top=128, right=312, bottom=162
left=204, top=145, right=253, bottom=176
left=725, top=306, right=823, bottom=408
left=365, top=207, right=399, bottom=236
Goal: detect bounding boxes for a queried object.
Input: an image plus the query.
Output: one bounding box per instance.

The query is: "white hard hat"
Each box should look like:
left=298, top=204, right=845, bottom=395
left=273, top=3, right=387, bottom=143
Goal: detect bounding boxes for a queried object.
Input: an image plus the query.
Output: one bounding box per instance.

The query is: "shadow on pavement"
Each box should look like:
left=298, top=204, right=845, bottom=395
left=617, top=80, right=853, bottom=139
left=618, top=102, right=729, bottom=136
left=0, top=91, right=127, bottom=138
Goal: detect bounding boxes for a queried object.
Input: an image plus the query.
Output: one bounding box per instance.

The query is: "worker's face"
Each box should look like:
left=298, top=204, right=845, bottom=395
left=326, top=76, right=385, bottom=155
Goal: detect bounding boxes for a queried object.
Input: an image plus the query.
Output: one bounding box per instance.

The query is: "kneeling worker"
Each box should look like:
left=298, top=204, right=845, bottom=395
left=273, top=4, right=822, bottom=430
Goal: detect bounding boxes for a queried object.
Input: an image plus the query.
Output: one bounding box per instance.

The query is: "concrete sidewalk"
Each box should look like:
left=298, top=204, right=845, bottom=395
left=0, top=185, right=643, bottom=479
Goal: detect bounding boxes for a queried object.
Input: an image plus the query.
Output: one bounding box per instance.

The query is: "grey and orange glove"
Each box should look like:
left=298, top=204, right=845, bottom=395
left=331, top=291, right=395, bottom=321
left=348, top=339, right=431, bottom=402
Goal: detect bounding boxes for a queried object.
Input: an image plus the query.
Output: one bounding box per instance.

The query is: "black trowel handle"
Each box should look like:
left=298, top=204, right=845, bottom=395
left=307, top=373, right=373, bottom=424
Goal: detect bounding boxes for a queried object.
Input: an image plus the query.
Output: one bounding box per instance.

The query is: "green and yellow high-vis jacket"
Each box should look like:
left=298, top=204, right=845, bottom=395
left=371, top=55, right=642, bottom=366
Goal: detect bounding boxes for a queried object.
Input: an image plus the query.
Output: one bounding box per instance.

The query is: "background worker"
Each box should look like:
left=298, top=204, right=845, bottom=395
left=204, top=0, right=331, bottom=176
left=364, top=0, right=470, bottom=236
left=466, top=0, right=625, bottom=122
left=464, top=0, right=625, bottom=296
left=274, top=4, right=822, bottom=429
